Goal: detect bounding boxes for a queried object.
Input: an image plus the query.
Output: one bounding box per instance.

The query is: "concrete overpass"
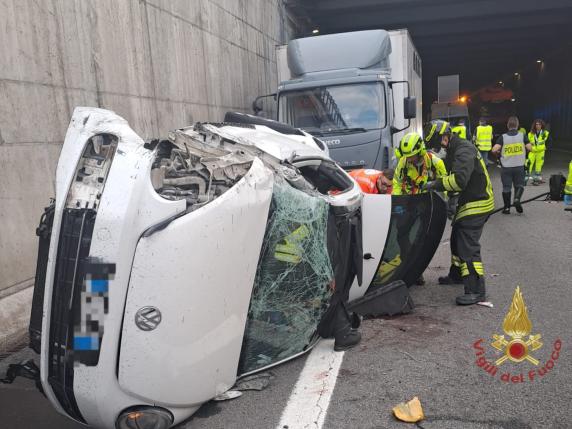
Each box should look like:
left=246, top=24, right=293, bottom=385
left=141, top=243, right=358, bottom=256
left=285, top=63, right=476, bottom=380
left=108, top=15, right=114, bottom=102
left=287, top=0, right=572, bottom=139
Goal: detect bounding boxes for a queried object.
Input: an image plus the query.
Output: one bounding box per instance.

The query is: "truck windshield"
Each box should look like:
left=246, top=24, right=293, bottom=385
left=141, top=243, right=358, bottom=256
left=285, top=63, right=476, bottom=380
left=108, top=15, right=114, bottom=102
left=278, top=82, right=385, bottom=134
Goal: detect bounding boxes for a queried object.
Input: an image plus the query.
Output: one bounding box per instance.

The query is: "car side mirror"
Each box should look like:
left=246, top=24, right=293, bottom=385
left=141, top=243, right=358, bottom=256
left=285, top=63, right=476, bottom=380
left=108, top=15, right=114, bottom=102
left=404, top=97, right=417, bottom=119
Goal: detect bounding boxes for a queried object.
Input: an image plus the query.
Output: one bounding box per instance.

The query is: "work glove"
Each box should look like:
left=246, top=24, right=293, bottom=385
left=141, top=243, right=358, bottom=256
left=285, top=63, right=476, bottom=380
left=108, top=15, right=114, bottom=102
left=447, top=194, right=459, bottom=220
left=423, top=181, right=439, bottom=192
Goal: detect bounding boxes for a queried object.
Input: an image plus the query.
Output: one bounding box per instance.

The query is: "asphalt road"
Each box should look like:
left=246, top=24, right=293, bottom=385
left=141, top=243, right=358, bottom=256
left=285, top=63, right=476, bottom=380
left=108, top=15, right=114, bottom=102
left=1, top=149, right=571, bottom=429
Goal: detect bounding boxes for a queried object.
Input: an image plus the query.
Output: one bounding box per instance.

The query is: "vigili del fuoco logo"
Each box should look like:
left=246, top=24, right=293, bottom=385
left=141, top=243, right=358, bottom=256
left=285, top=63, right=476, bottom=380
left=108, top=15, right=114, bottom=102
left=473, top=286, right=562, bottom=383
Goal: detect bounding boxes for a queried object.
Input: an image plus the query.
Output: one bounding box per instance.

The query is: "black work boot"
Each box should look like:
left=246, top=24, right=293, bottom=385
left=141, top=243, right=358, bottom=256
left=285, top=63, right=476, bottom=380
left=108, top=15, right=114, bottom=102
left=456, top=275, right=486, bottom=305
left=502, top=192, right=511, bottom=214
left=514, top=187, right=524, bottom=213
left=333, top=305, right=361, bottom=351
left=438, top=275, right=462, bottom=285
left=439, top=267, right=463, bottom=285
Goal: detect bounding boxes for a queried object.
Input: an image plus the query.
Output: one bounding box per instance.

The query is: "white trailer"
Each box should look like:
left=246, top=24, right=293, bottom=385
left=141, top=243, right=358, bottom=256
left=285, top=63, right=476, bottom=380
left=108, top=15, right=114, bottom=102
left=388, top=29, right=423, bottom=154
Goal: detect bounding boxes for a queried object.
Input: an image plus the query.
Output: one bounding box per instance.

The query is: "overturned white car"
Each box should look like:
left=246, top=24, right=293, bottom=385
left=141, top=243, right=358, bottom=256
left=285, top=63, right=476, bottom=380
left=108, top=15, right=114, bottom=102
left=27, top=108, right=446, bottom=428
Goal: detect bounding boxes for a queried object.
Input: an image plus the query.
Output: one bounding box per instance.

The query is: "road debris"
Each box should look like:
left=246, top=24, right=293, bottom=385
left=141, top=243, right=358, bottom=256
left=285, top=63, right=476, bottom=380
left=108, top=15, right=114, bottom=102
left=392, top=396, right=424, bottom=423
left=213, top=390, right=242, bottom=401
left=477, top=301, right=494, bottom=308
left=234, top=372, right=274, bottom=391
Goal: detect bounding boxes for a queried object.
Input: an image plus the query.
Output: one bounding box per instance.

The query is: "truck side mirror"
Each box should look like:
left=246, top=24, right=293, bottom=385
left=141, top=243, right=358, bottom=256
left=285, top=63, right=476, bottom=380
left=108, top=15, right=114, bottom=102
left=404, top=97, right=417, bottom=119
left=252, top=98, right=264, bottom=115
left=252, top=93, right=277, bottom=117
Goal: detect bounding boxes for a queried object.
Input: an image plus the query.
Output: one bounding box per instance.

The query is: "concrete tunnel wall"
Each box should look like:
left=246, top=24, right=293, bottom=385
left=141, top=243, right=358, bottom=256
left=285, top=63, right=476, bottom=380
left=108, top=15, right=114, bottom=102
left=0, top=0, right=298, bottom=348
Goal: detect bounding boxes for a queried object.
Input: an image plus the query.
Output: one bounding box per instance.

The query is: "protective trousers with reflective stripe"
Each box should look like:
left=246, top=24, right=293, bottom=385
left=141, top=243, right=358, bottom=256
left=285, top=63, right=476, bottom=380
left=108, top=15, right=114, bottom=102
left=527, top=151, right=545, bottom=175
left=448, top=213, right=488, bottom=281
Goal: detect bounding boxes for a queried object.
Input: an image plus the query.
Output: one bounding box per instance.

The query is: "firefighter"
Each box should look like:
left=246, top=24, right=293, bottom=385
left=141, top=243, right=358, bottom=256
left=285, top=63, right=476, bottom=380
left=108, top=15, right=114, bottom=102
left=423, top=120, right=494, bottom=305
left=392, top=132, right=447, bottom=285
left=527, top=119, right=550, bottom=185
left=451, top=119, right=468, bottom=140
left=491, top=116, right=531, bottom=214
left=392, top=132, right=447, bottom=195
left=473, top=118, right=493, bottom=165
left=349, top=168, right=393, bottom=194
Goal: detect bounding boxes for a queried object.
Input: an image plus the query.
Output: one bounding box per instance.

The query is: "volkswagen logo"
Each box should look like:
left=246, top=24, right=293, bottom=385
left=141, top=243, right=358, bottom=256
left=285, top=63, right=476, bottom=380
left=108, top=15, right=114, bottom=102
left=135, top=306, right=162, bottom=331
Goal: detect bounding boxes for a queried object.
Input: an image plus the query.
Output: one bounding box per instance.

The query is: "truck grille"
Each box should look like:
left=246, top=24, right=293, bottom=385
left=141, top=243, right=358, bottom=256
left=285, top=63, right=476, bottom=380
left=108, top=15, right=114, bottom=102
left=47, top=208, right=96, bottom=423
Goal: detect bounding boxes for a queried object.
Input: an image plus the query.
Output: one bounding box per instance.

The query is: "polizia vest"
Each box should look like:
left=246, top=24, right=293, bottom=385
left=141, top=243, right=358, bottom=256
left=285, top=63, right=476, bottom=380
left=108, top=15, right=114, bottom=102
left=500, top=131, right=526, bottom=167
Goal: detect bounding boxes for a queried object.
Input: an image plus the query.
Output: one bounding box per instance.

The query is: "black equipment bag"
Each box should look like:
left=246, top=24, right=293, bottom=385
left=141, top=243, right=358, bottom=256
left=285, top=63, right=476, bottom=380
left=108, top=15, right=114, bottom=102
left=549, top=174, right=566, bottom=201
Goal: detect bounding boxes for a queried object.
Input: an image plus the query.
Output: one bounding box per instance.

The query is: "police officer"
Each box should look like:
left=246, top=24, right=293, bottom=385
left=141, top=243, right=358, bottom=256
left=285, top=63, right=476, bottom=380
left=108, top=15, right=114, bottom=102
left=423, top=120, right=494, bottom=305
left=491, top=116, right=531, bottom=214
left=473, top=118, right=493, bottom=165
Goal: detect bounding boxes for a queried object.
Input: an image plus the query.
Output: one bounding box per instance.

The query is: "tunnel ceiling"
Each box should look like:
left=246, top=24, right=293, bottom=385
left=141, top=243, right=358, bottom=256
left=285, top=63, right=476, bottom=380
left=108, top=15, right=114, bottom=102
left=286, top=0, right=572, bottom=98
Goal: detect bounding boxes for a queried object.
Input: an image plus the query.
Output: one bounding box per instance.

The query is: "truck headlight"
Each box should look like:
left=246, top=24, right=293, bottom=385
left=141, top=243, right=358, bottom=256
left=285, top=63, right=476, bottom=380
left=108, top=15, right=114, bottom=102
left=116, top=406, right=173, bottom=429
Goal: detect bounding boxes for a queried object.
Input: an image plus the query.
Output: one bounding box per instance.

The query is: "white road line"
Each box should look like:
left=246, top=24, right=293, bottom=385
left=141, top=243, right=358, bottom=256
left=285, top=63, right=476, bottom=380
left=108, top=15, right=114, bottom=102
left=277, top=339, right=344, bottom=429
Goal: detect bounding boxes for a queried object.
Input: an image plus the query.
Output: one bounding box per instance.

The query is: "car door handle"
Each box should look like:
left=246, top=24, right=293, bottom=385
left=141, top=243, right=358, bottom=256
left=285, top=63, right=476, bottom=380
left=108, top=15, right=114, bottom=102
left=363, top=253, right=374, bottom=260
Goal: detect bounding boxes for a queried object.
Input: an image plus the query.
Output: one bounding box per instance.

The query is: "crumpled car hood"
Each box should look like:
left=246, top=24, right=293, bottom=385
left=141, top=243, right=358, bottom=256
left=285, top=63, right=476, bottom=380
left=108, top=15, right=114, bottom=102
left=180, top=122, right=329, bottom=163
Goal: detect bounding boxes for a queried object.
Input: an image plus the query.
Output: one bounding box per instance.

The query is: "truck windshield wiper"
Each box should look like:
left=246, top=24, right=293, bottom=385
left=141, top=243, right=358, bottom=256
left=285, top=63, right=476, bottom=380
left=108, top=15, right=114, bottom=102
left=319, top=127, right=368, bottom=135
left=305, top=130, right=325, bottom=136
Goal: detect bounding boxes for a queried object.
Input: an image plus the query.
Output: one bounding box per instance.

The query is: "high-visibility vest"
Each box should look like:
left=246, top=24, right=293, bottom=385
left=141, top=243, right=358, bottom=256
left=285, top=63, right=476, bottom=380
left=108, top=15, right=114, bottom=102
left=500, top=132, right=526, bottom=168
left=475, top=125, right=493, bottom=151
left=451, top=125, right=467, bottom=140
left=565, top=160, right=572, bottom=195
left=349, top=169, right=392, bottom=194
left=528, top=130, right=549, bottom=153
left=392, top=152, right=447, bottom=195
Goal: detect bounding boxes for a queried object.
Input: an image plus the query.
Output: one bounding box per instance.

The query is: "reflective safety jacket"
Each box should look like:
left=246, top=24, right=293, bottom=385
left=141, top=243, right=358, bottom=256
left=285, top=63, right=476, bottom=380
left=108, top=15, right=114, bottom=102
left=566, top=160, right=572, bottom=196
left=474, top=125, right=493, bottom=151
left=451, top=125, right=467, bottom=140
left=349, top=169, right=392, bottom=194
left=432, top=136, right=494, bottom=221
left=392, top=151, right=447, bottom=195
left=499, top=131, right=527, bottom=168
left=528, top=130, right=550, bottom=153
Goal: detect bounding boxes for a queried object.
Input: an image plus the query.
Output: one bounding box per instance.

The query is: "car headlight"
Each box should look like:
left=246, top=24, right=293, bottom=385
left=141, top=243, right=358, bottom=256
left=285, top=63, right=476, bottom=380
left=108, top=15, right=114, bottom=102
left=116, top=406, right=173, bottom=429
